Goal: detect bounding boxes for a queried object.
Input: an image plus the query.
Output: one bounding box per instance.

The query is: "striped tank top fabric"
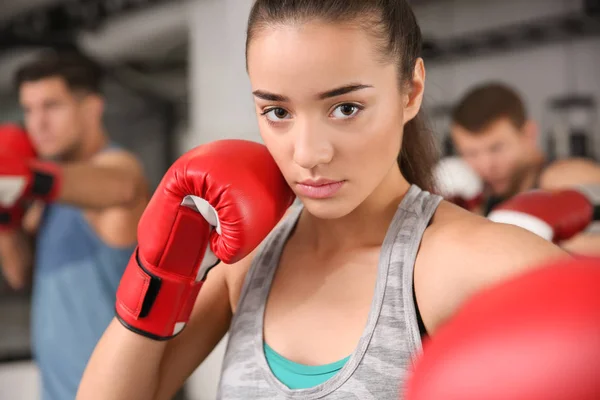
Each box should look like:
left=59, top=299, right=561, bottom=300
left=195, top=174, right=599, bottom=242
left=217, top=185, right=443, bottom=399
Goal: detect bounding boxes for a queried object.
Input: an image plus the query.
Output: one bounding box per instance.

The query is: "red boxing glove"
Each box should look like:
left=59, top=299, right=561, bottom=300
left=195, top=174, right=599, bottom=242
left=488, top=186, right=600, bottom=242
left=0, top=156, right=62, bottom=208
left=433, top=157, right=484, bottom=211
left=0, top=123, right=36, bottom=159
left=115, top=139, right=295, bottom=340
left=0, top=123, right=38, bottom=231
left=405, top=256, right=600, bottom=400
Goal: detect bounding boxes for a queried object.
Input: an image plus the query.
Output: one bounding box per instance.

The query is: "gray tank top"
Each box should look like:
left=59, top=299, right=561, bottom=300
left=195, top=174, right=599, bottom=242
left=217, top=185, right=442, bottom=399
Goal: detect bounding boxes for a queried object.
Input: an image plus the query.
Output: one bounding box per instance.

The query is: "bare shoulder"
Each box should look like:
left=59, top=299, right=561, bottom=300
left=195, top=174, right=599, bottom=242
left=540, top=157, right=600, bottom=189
left=427, top=202, right=567, bottom=273
left=415, top=201, right=568, bottom=334
left=91, top=148, right=145, bottom=176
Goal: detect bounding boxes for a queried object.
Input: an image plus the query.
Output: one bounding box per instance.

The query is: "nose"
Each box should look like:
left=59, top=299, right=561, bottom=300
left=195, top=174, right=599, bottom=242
left=475, top=153, right=495, bottom=177
left=26, top=110, right=45, bottom=134
left=292, top=119, right=333, bottom=170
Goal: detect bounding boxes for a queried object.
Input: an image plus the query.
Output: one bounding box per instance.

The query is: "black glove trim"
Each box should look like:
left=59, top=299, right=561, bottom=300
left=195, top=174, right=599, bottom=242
left=136, top=250, right=162, bottom=319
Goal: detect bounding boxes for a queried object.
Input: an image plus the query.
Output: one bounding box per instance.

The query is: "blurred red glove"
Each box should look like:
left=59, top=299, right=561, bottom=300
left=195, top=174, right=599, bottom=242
left=405, top=256, right=600, bottom=400
left=0, top=123, right=37, bottom=232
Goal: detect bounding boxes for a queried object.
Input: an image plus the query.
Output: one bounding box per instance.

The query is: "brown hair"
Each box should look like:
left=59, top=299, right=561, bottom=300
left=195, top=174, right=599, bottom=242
left=245, top=0, right=439, bottom=193
left=452, top=82, right=527, bottom=134
left=15, top=50, right=103, bottom=95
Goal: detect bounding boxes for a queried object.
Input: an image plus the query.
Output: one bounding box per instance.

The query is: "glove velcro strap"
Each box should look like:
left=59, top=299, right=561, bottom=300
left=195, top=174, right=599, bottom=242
left=116, top=249, right=157, bottom=320
left=116, top=250, right=203, bottom=340
left=28, top=160, right=61, bottom=201
left=0, top=210, right=9, bottom=226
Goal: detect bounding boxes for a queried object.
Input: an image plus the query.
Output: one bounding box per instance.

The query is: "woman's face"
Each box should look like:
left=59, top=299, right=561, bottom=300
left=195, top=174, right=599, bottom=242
left=247, top=21, right=424, bottom=219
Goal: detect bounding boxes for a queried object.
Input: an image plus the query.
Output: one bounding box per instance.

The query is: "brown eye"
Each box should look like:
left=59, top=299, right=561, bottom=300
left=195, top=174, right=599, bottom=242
left=274, top=108, right=288, bottom=119
left=263, top=107, right=291, bottom=122
left=340, top=104, right=355, bottom=115
left=331, top=103, right=362, bottom=119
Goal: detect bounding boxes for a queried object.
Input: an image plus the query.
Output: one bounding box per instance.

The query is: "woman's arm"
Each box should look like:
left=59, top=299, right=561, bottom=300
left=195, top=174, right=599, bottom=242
left=415, top=203, right=569, bottom=335
left=77, top=258, right=241, bottom=400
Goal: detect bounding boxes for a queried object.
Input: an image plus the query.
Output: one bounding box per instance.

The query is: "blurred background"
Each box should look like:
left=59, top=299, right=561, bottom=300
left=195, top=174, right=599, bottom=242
left=0, top=0, right=598, bottom=399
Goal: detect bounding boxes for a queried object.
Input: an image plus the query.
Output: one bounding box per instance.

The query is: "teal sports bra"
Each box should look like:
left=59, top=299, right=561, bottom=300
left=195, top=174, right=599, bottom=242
left=263, top=343, right=350, bottom=389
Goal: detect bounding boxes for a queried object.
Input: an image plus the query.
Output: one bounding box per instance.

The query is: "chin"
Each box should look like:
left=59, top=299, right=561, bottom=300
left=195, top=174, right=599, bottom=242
left=38, top=150, right=61, bottom=160
left=299, top=196, right=359, bottom=220
left=491, top=186, right=510, bottom=197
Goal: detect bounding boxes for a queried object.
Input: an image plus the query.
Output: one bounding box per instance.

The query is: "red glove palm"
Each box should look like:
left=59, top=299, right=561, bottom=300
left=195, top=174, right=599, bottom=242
left=116, top=140, right=295, bottom=340
left=488, top=188, right=598, bottom=242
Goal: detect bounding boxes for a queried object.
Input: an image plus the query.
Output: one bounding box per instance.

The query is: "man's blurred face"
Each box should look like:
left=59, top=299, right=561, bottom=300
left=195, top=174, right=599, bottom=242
left=19, top=76, right=87, bottom=160
left=452, top=118, right=532, bottom=196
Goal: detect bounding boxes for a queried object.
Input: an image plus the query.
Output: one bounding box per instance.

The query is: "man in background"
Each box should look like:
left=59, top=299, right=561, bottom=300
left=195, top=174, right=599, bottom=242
left=438, top=82, right=600, bottom=255
left=0, top=51, right=149, bottom=400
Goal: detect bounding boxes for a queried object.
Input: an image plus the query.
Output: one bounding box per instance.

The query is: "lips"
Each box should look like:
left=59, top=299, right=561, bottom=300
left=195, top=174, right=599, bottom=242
left=295, top=178, right=345, bottom=199
left=298, top=178, right=341, bottom=186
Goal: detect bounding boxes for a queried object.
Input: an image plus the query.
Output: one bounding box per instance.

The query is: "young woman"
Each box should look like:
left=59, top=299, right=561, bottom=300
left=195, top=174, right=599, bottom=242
left=77, top=1, right=566, bottom=399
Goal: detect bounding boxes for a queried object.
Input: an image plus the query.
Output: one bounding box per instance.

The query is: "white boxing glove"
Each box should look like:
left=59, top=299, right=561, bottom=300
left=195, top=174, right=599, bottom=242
left=434, top=156, right=484, bottom=211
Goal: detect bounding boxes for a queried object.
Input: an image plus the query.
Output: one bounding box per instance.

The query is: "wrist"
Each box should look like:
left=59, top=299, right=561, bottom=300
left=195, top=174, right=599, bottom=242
left=116, top=249, right=205, bottom=340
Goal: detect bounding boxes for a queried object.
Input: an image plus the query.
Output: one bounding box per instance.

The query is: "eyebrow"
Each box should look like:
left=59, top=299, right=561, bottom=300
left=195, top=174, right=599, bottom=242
left=252, top=83, right=373, bottom=102
left=318, top=84, right=373, bottom=100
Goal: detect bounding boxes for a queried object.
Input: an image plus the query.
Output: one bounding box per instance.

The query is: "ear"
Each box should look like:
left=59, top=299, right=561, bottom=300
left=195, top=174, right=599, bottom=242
left=403, top=58, right=426, bottom=125
left=82, top=94, right=105, bottom=124
left=522, top=120, right=538, bottom=146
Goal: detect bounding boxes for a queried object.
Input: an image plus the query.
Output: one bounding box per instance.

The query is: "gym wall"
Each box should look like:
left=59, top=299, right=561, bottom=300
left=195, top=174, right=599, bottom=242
left=415, top=0, right=600, bottom=157
left=102, top=80, right=173, bottom=190
left=177, top=0, right=259, bottom=155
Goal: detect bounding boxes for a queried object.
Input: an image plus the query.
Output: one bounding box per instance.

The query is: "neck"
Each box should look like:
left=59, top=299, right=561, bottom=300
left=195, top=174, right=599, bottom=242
left=519, top=148, right=546, bottom=192
left=67, top=126, right=108, bottom=162
left=300, top=166, right=411, bottom=255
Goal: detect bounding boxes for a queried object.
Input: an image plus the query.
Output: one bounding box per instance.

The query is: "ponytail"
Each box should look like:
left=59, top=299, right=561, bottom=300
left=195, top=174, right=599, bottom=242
left=398, top=112, right=440, bottom=193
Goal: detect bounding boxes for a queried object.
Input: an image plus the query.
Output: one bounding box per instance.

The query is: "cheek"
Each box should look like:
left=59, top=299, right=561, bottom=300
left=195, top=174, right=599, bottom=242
left=363, top=105, right=402, bottom=156
left=24, top=116, right=36, bottom=133
left=338, top=110, right=402, bottom=176
left=506, top=146, right=523, bottom=166
left=48, top=108, right=66, bottom=128
left=259, top=128, right=293, bottom=179
left=60, top=108, right=82, bottom=133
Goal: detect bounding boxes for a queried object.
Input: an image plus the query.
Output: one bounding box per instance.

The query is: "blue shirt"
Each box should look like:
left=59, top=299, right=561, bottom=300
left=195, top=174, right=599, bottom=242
left=32, top=195, right=135, bottom=399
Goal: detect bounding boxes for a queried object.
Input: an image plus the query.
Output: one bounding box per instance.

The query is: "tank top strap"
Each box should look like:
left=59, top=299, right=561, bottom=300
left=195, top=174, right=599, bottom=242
left=232, top=204, right=303, bottom=322
left=394, top=185, right=444, bottom=355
